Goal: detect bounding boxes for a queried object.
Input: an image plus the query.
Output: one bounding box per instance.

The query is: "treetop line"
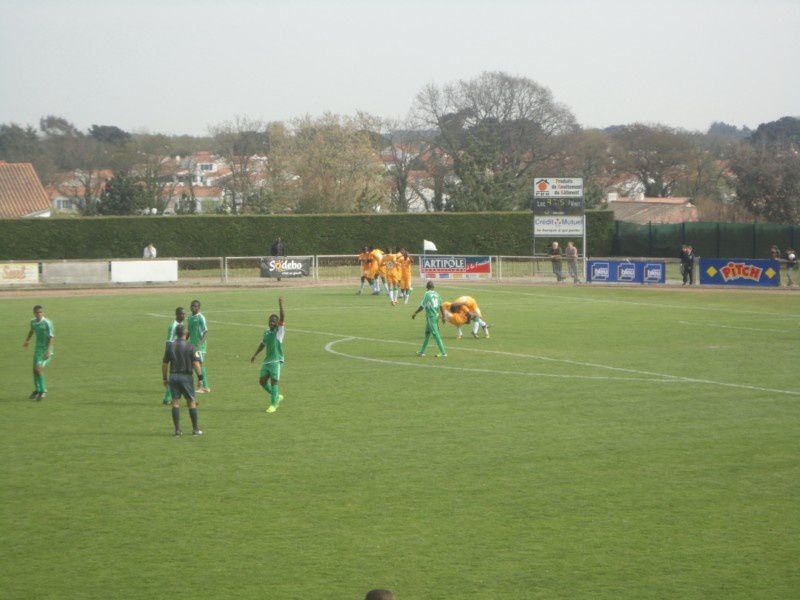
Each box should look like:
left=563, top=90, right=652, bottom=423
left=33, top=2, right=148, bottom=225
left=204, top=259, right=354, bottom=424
left=0, top=72, right=797, bottom=224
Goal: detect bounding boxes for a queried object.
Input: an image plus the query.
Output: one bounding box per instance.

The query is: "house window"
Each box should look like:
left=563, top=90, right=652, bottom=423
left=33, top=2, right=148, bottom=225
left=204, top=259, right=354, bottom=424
left=55, top=198, right=73, bottom=210
left=199, top=163, right=214, bottom=171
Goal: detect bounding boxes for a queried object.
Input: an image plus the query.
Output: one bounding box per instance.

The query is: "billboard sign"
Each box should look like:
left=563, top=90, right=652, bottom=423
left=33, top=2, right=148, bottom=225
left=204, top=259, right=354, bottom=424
left=419, top=255, right=491, bottom=279
left=0, top=262, right=39, bottom=285
left=533, top=177, right=583, bottom=198
left=699, top=258, right=780, bottom=287
left=587, top=260, right=666, bottom=284
left=260, top=257, right=312, bottom=278
left=533, top=215, right=585, bottom=236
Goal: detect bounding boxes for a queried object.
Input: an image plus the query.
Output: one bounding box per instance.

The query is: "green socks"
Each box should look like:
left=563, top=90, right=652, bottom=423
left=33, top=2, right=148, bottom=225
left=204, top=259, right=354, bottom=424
left=270, top=383, right=280, bottom=407
left=200, top=366, right=208, bottom=388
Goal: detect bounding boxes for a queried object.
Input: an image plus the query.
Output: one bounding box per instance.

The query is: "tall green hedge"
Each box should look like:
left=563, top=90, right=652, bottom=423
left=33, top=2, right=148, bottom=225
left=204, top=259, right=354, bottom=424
left=0, top=211, right=614, bottom=259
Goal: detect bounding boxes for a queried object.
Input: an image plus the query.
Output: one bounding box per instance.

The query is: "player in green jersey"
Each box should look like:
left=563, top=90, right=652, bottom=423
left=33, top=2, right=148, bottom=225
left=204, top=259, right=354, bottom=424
left=411, top=281, right=447, bottom=357
left=188, top=300, right=211, bottom=393
left=161, top=306, right=187, bottom=404
left=250, top=297, right=285, bottom=413
left=23, top=305, right=54, bottom=400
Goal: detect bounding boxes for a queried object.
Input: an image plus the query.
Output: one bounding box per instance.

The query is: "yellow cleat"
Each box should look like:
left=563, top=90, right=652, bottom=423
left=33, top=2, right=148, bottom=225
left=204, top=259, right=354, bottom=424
left=266, top=405, right=277, bottom=413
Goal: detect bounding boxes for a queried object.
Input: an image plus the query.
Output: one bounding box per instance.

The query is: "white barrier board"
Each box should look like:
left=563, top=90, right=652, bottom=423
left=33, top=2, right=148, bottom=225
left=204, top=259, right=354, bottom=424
left=110, top=260, right=178, bottom=283
left=43, top=262, right=109, bottom=284
left=0, top=262, right=39, bottom=285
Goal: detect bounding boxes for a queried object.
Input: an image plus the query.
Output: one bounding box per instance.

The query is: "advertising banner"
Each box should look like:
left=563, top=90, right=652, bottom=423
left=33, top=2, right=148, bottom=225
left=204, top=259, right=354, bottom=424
left=42, top=261, right=109, bottom=284
left=534, top=215, right=585, bottom=236
left=532, top=197, right=584, bottom=215
left=110, top=260, right=178, bottom=283
left=419, top=255, right=492, bottom=279
left=699, top=258, right=780, bottom=287
left=533, top=177, right=583, bottom=198
left=260, top=256, right=311, bottom=278
left=0, top=262, right=39, bottom=285
left=587, top=260, right=666, bottom=284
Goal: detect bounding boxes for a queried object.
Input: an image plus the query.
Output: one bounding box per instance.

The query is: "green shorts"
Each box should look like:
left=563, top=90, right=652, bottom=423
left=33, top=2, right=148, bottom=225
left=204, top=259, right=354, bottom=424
left=33, top=349, right=54, bottom=368
left=260, top=361, right=282, bottom=381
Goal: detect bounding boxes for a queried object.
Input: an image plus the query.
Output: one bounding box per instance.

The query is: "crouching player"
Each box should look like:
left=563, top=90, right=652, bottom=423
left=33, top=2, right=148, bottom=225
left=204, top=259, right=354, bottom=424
left=250, top=297, right=285, bottom=413
left=444, top=296, right=490, bottom=339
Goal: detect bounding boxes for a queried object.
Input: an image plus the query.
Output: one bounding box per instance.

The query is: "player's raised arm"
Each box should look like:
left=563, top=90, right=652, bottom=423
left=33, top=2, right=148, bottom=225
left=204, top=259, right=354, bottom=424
left=278, top=296, right=285, bottom=323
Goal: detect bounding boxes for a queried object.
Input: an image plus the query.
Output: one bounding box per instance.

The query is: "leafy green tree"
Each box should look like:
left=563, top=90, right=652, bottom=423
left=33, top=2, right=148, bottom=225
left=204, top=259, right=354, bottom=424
left=731, top=133, right=800, bottom=223
left=97, top=173, right=146, bottom=215
left=413, top=71, right=577, bottom=211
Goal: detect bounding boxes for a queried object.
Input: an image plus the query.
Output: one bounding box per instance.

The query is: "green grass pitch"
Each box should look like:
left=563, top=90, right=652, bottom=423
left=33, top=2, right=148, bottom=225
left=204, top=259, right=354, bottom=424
left=1, top=282, right=798, bottom=599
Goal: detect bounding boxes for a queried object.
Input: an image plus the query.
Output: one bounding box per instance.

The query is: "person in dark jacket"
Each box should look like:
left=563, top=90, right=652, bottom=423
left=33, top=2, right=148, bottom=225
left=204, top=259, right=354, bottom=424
left=679, top=244, right=695, bottom=285
left=270, top=237, right=285, bottom=281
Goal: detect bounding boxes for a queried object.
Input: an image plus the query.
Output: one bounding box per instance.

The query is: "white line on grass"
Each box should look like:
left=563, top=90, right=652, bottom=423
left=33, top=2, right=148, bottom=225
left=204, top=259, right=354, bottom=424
left=145, top=312, right=800, bottom=396
left=323, top=338, right=684, bottom=384
left=678, top=321, right=791, bottom=333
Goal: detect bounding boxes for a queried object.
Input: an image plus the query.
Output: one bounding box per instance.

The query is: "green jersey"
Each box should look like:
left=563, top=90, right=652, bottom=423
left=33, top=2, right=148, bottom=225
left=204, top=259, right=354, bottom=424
left=166, top=320, right=182, bottom=342
left=188, top=313, right=208, bottom=351
left=30, top=317, right=54, bottom=351
left=420, top=290, right=442, bottom=321
left=262, top=321, right=285, bottom=364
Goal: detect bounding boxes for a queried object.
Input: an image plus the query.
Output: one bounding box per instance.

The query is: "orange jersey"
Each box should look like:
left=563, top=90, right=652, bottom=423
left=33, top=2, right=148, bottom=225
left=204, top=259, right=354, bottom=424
left=367, top=249, right=383, bottom=278
left=453, top=295, right=481, bottom=317
left=382, top=253, right=402, bottom=278
left=358, top=251, right=372, bottom=276
left=442, top=301, right=469, bottom=326
left=397, top=254, right=413, bottom=289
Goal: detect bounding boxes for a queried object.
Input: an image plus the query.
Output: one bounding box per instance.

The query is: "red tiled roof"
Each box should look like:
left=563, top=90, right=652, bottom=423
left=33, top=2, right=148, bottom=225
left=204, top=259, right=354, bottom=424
left=0, top=162, right=51, bottom=218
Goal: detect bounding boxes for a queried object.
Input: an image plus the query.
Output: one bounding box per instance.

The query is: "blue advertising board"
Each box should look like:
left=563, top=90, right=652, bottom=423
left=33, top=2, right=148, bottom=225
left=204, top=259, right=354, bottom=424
left=699, top=258, right=780, bottom=287
left=587, top=260, right=666, bottom=284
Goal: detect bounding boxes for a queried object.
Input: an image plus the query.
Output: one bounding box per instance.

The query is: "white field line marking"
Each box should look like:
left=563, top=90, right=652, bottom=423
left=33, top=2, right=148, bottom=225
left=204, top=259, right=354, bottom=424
left=323, top=338, right=683, bottom=384
left=145, top=313, right=800, bottom=396
left=448, top=285, right=800, bottom=319
left=678, top=321, right=790, bottom=333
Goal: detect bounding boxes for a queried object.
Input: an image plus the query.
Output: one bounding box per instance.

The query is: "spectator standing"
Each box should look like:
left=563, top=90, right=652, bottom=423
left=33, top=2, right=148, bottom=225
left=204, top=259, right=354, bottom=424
left=549, top=241, right=564, bottom=282
left=270, top=237, right=285, bottom=281
left=769, top=244, right=781, bottom=260
left=143, top=242, right=157, bottom=259
left=784, top=248, right=797, bottom=286
left=565, top=240, right=580, bottom=284
left=679, top=244, right=695, bottom=285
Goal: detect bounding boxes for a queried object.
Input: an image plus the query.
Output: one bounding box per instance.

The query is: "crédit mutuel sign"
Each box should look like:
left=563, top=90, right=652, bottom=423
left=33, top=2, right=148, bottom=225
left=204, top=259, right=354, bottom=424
left=532, top=178, right=585, bottom=236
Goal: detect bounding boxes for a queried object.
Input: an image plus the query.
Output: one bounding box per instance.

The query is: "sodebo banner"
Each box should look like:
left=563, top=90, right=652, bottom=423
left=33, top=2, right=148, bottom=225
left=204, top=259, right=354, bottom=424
left=260, top=257, right=311, bottom=278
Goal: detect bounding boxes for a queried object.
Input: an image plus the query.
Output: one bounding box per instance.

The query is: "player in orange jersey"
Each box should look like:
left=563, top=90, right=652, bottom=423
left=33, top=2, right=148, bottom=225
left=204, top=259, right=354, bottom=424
left=357, top=246, right=374, bottom=294
left=445, top=295, right=490, bottom=338
left=397, top=248, right=414, bottom=304
left=367, top=247, right=384, bottom=294
left=382, top=250, right=403, bottom=305
left=441, top=300, right=470, bottom=339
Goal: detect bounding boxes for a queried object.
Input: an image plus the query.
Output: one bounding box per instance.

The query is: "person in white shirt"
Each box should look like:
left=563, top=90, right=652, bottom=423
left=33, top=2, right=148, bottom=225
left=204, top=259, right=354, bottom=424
left=143, top=243, right=157, bottom=259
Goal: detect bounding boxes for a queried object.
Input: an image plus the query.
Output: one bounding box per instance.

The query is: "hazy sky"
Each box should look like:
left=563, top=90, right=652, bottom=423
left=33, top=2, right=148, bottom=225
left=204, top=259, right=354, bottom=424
left=1, top=0, right=797, bottom=135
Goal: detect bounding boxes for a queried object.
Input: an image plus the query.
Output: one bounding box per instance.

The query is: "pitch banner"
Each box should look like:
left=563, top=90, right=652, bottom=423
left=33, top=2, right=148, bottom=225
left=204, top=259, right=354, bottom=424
left=260, top=256, right=311, bottom=278
left=420, top=255, right=491, bottom=279
left=699, top=258, right=780, bottom=287
left=587, top=260, right=666, bottom=284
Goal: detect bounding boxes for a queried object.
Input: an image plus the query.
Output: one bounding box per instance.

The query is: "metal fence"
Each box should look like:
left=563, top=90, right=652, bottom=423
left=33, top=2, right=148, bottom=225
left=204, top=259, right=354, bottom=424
left=2, top=254, right=797, bottom=288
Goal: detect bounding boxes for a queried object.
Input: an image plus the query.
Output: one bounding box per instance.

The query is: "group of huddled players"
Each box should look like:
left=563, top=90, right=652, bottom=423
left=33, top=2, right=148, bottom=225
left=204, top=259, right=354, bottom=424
left=356, top=246, right=491, bottom=343
left=357, top=246, right=414, bottom=305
